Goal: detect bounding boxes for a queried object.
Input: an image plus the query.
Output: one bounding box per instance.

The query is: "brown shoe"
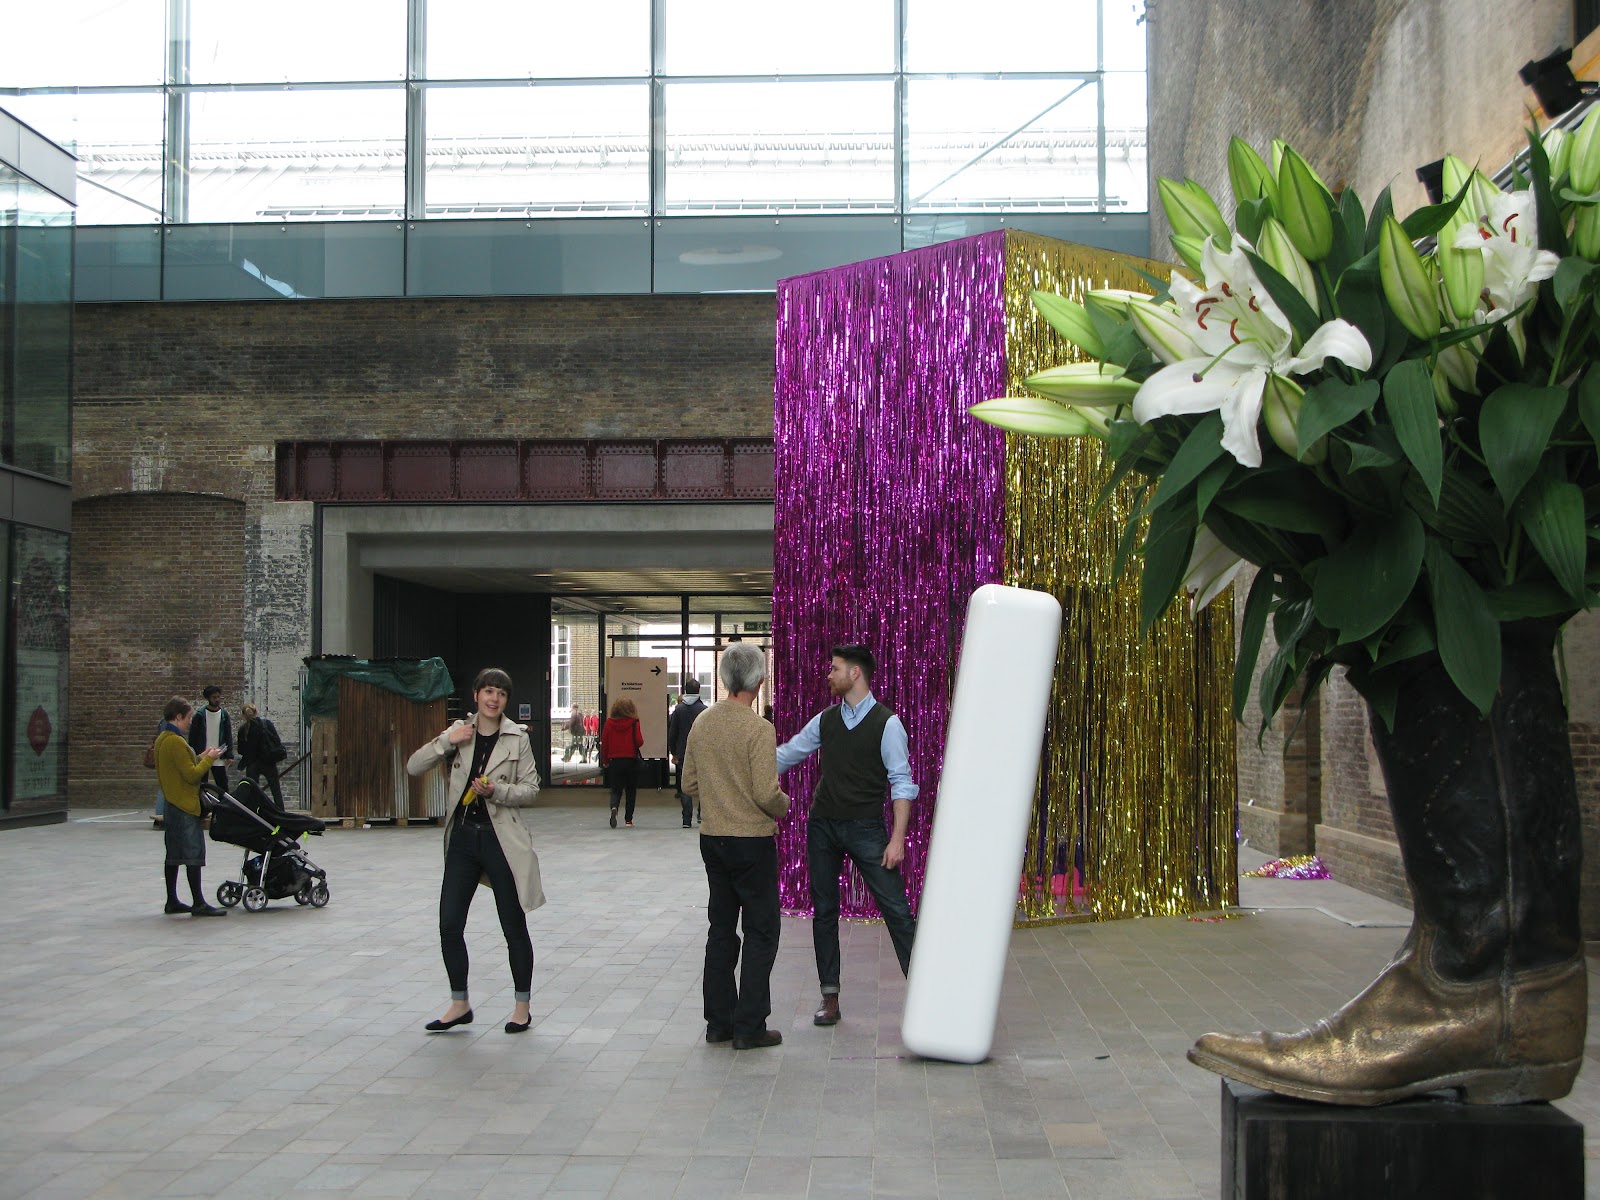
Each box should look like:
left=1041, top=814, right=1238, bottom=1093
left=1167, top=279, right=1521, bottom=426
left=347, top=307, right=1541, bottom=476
left=732, top=1029, right=783, bottom=1049
left=813, top=995, right=841, bottom=1026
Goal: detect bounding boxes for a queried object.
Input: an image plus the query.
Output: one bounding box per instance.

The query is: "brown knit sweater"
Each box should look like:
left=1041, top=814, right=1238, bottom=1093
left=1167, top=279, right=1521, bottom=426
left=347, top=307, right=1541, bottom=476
left=681, top=699, right=790, bottom=836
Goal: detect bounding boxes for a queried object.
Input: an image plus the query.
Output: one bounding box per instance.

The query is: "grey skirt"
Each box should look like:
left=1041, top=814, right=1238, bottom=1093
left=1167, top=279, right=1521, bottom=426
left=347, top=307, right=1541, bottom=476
left=163, top=805, right=206, bottom=867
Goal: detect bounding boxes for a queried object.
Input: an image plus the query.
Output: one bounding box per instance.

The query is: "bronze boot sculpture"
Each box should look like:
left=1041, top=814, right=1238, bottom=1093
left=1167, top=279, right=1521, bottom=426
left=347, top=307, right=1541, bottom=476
left=1189, top=621, right=1586, bottom=1105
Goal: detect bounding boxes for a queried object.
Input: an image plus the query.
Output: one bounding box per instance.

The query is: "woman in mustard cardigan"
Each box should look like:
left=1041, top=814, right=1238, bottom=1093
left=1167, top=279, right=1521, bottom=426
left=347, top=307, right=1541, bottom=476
left=154, top=696, right=227, bottom=917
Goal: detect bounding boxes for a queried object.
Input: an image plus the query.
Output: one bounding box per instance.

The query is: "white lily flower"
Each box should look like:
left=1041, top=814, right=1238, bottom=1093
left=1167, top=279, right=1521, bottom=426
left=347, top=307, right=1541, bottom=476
left=1128, top=237, right=1373, bottom=468
left=1451, top=187, right=1559, bottom=358
left=1184, top=526, right=1245, bottom=612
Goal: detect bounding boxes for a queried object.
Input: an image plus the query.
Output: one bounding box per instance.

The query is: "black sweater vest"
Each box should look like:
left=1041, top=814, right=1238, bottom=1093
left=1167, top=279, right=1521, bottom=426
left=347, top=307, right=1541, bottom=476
left=811, top=702, right=893, bottom=821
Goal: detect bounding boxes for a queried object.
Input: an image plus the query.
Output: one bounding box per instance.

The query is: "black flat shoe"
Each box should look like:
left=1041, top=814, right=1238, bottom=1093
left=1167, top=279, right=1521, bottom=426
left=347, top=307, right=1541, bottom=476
left=189, top=902, right=227, bottom=917
left=425, top=1010, right=474, bottom=1032
left=505, top=1016, right=532, bottom=1034
left=706, top=1027, right=733, bottom=1044
left=609, top=810, right=618, bottom=828
left=164, top=899, right=189, bottom=914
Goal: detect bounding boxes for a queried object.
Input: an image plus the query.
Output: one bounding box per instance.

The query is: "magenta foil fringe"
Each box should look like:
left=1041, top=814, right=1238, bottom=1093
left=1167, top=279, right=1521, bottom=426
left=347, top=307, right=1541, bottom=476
left=773, top=232, right=1010, bottom=917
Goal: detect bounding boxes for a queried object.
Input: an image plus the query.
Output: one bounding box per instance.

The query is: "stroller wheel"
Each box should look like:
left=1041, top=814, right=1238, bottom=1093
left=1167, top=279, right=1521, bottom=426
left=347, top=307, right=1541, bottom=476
left=294, top=886, right=312, bottom=905
left=243, top=886, right=269, bottom=912
left=309, top=881, right=330, bottom=908
left=217, top=882, right=242, bottom=908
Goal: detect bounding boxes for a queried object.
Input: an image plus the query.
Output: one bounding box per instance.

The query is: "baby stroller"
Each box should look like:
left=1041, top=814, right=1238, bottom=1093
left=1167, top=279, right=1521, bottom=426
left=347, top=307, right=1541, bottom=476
left=203, top=779, right=330, bottom=912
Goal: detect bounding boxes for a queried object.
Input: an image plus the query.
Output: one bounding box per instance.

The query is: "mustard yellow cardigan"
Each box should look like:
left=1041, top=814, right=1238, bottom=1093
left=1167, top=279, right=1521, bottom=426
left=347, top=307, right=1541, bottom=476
left=155, top=729, right=217, bottom=816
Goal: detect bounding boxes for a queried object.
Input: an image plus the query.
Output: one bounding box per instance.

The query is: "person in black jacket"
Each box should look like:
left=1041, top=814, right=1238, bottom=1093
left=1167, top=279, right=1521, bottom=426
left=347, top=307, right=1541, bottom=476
left=667, top=679, right=708, bottom=828
left=237, top=703, right=288, bottom=807
left=187, top=684, right=234, bottom=794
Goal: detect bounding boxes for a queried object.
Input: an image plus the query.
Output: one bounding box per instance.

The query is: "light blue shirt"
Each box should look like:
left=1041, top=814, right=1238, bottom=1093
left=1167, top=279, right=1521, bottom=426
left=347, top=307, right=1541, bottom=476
left=776, top=693, right=920, bottom=802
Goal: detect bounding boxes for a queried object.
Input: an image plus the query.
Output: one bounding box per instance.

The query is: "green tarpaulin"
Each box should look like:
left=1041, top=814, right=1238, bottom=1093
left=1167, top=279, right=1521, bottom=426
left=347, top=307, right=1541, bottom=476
left=301, top=656, right=455, bottom=720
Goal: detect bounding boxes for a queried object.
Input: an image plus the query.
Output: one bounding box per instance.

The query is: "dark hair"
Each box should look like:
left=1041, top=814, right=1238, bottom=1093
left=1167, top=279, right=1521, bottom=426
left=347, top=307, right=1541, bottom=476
left=682, top=678, right=700, bottom=695
left=201, top=685, right=222, bottom=700
left=831, top=643, right=876, bottom=679
left=472, top=667, right=513, bottom=695
left=163, top=696, right=193, bottom=722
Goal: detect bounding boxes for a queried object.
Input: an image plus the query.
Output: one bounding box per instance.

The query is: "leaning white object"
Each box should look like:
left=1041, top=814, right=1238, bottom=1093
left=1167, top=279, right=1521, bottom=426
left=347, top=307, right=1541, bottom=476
left=901, top=583, right=1062, bottom=1063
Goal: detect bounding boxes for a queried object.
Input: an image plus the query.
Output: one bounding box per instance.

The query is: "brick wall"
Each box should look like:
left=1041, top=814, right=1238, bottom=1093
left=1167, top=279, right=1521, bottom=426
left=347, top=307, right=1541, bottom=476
left=70, top=293, right=778, bottom=810
left=72, top=493, right=246, bottom=810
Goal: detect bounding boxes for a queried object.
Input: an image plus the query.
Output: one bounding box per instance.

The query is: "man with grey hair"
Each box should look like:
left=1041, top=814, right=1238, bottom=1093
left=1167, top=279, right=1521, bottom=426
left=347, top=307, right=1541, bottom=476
left=682, top=641, right=790, bottom=1049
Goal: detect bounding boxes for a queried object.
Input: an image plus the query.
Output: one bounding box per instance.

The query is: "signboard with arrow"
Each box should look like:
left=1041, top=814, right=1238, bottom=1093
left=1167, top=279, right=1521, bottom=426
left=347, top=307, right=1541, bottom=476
left=604, top=656, right=669, bottom=759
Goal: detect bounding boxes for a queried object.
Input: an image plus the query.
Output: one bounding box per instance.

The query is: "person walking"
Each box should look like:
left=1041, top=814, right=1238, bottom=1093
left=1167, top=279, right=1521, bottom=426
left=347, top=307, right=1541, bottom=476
left=407, top=668, right=545, bottom=1035
left=562, top=707, right=585, bottom=762
left=236, top=703, right=288, bottom=808
left=776, top=643, right=919, bottom=1027
left=154, top=696, right=228, bottom=917
left=682, top=642, right=790, bottom=1049
left=600, top=697, right=644, bottom=828
left=667, top=679, right=708, bottom=828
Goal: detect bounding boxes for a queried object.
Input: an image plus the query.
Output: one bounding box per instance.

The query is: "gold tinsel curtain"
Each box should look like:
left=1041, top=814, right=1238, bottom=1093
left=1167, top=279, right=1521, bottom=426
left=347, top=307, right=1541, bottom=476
left=1001, top=232, right=1238, bottom=924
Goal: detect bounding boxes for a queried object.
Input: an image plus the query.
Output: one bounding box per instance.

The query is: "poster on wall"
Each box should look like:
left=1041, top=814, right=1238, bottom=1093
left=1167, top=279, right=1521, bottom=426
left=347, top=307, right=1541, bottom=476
left=605, top=657, right=669, bottom=760
left=11, top=529, right=69, bottom=810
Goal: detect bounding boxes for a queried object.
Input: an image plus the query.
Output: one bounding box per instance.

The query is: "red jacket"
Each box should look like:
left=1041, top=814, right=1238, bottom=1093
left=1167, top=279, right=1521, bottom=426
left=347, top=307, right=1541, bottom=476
left=600, top=717, right=643, bottom=763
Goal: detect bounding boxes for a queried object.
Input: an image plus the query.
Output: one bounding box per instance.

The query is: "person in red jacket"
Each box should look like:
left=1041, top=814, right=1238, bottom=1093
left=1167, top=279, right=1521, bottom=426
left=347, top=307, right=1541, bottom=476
left=600, top=697, right=644, bottom=828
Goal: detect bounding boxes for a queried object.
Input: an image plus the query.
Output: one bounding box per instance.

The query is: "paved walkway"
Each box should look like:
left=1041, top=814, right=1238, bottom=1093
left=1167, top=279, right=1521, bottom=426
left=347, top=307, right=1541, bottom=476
left=2, top=804, right=1596, bottom=1199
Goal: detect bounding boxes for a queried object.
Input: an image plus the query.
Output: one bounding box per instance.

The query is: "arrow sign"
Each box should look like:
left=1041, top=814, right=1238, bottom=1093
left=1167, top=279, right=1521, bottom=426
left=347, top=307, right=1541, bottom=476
left=650, top=665, right=662, bottom=675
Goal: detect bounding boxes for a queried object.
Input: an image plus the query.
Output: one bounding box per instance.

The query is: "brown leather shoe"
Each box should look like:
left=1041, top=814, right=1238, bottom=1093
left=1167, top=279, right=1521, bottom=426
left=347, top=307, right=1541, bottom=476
left=813, top=995, right=841, bottom=1026
left=732, top=1029, right=782, bottom=1049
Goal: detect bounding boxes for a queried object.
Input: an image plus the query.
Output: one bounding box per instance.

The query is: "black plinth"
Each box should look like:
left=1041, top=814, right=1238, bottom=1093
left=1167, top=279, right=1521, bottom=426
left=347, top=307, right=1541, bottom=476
left=1221, top=1078, right=1583, bottom=1199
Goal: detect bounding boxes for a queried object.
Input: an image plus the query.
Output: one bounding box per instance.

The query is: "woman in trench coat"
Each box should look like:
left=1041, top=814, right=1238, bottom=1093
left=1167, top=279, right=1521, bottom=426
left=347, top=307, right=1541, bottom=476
left=407, top=667, right=545, bottom=1034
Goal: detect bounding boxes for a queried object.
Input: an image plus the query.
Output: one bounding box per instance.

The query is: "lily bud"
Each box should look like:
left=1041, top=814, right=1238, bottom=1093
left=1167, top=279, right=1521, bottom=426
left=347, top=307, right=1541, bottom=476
left=1436, top=343, right=1481, bottom=398
left=1260, top=374, right=1325, bottom=464
left=1256, top=216, right=1318, bottom=308
left=1169, top=234, right=1206, bottom=274
left=1441, top=155, right=1474, bottom=200
left=1430, top=363, right=1460, bottom=418
left=1030, top=290, right=1105, bottom=360
left=1276, top=146, right=1334, bottom=261
left=1570, top=103, right=1600, bottom=195
left=1184, top=526, right=1246, bottom=613
left=1228, top=137, right=1276, bottom=208
left=1574, top=202, right=1600, bottom=260
left=1378, top=215, right=1442, bottom=340
left=1467, top=170, right=1501, bottom=230
left=1127, top=298, right=1205, bottom=364
left=1437, top=235, right=1485, bottom=323
left=1023, top=362, right=1143, bottom=407
left=1543, top=126, right=1573, bottom=180
left=969, top=395, right=1109, bottom=439
left=1157, top=177, right=1230, bottom=244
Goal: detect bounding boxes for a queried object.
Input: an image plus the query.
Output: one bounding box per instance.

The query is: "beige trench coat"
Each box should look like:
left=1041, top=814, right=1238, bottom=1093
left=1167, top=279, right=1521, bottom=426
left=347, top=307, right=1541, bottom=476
left=406, top=715, right=546, bottom=912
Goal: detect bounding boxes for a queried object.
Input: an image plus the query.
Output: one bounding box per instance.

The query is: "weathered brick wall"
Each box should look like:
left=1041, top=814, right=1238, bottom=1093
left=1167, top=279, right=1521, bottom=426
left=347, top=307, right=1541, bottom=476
left=72, top=493, right=246, bottom=810
left=70, top=294, right=778, bottom=809
left=1148, top=0, right=1589, bottom=918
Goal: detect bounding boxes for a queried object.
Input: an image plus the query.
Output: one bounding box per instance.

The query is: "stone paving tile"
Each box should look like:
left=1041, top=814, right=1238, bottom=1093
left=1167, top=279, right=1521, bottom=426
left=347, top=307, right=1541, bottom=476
left=4, top=809, right=1600, bottom=1198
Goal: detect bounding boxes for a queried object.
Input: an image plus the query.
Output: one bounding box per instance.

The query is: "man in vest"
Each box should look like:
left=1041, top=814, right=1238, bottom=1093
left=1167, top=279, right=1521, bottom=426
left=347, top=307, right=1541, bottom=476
left=777, top=643, right=918, bottom=1027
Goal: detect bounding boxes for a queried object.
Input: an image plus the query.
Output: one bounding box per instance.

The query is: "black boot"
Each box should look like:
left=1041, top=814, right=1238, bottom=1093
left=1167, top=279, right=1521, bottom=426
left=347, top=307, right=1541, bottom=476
left=1190, top=621, right=1585, bottom=1105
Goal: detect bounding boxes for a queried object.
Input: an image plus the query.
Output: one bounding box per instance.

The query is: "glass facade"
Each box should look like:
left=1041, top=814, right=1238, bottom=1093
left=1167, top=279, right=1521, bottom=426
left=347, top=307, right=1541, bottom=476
left=1, top=0, right=1149, bottom=300
left=0, top=108, right=73, bottom=824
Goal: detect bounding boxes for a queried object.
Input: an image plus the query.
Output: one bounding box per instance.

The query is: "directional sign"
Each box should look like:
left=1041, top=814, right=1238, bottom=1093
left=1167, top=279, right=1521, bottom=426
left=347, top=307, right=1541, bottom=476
left=605, top=657, right=669, bottom=759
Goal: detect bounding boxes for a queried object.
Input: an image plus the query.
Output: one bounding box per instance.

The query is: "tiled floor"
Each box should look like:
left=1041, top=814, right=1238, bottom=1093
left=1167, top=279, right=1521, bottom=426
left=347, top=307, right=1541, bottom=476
left=2, top=799, right=1597, bottom=1199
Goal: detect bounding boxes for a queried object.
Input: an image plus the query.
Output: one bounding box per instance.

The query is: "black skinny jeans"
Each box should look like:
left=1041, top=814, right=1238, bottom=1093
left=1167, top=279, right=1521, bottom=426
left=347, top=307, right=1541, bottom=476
left=438, top=819, right=534, bottom=998
left=701, top=834, right=781, bottom=1037
left=608, top=757, right=639, bottom=821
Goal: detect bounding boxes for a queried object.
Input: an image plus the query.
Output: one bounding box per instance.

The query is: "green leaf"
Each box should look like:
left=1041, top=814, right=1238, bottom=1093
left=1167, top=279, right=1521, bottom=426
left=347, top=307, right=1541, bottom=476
left=1398, top=182, right=1468, bottom=241
left=1480, top=383, right=1569, bottom=511
left=1526, top=128, right=1569, bottom=257
left=1194, top=456, right=1232, bottom=519
left=1111, top=484, right=1150, bottom=582
left=1149, top=412, right=1226, bottom=512
left=1311, top=511, right=1426, bottom=641
left=1243, top=250, right=1322, bottom=344
left=1257, top=598, right=1317, bottom=738
left=1518, top=474, right=1588, bottom=603
left=1383, top=359, right=1444, bottom=505
left=1486, top=580, right=1583, bottom=621
left=1139, top=503, right=1197, bottom=634
left=1364, top=185, right=1395, bottom=254
left=1233, top=568, right=1274, bottom=721
left=1404, top=472, right=1508, bottom=545
left=1423, top=541, right=1501, bottom=714
left=1334, top=268, right=1390, bottom=372
left=1297, top=378, right=1381, bottom=456
left=1339, top=429, right=1402, bottom=472
left=1578, top=365, right=1600, bottom=454
left=1215, top=473, right=1344, bottom=540
left=1235, top=196, right=1269, bottom=244
left=1373, top=620, right=1436, bottom=670
left=1553, top=258, right=1597, bottom=314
